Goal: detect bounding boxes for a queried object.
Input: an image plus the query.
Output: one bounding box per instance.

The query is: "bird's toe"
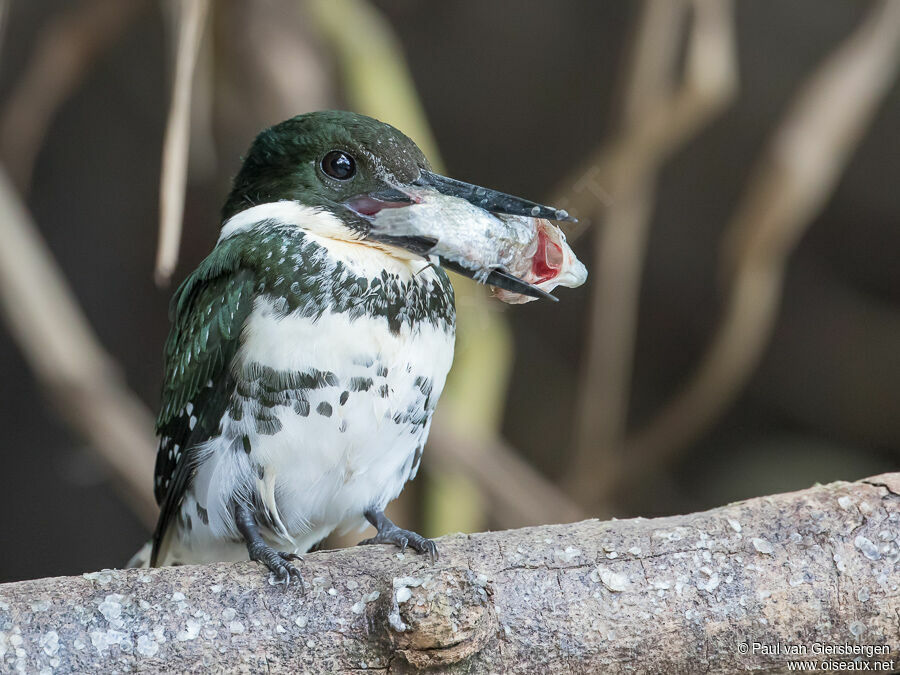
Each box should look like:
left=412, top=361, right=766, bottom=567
left=249, top=544, right=305, bottom=592
left=359, top=526, right=437, bottom=561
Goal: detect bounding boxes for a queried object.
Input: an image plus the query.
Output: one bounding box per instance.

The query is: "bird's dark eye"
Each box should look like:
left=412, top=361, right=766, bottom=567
left=321, top=150, right=356, bottom=180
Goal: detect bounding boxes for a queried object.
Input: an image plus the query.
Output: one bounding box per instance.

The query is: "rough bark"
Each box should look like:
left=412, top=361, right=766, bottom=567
left=1, top=474, right=897, bottom=673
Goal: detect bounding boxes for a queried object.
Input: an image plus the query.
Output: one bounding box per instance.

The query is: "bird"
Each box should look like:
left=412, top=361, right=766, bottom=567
left=131, top=110, right=574, bottom=585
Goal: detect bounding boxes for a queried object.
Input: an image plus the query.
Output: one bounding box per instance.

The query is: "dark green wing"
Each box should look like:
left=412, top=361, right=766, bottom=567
left=151, top=243, right=256, bottom=565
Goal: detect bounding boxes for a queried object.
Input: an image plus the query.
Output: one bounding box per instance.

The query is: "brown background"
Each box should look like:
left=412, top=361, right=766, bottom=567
left=0, top=0, right=896, bottom=581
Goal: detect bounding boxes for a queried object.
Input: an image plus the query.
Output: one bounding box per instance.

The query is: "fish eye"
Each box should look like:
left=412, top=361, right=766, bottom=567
left=321, top=150, right=356, bottom=180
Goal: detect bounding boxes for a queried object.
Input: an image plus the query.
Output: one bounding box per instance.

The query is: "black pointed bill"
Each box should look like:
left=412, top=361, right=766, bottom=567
left=439, top=259, right=558, bottom=302
left=413, top=169, right=575, bottom=223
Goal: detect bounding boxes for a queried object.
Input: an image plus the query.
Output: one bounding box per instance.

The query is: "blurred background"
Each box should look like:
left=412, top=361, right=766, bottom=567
left=0, top=0, right=898, bottom=582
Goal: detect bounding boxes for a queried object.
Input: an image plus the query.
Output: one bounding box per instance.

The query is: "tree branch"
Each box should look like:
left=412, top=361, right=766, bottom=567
left=2, top=474, right=897, bottom=672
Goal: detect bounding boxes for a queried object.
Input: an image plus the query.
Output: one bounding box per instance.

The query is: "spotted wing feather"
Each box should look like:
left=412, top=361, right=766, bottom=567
left=151, top=245, right=256, bottom=565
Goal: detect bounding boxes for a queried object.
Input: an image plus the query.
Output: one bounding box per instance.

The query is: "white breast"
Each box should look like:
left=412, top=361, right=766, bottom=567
left=185, top=291, right=454, bottom=557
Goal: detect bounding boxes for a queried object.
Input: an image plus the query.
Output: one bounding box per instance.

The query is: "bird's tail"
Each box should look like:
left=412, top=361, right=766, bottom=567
left=126, top=541, right=153, bottom=568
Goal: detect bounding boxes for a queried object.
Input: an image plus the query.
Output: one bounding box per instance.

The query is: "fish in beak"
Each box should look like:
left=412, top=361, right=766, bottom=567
left=345, top=171, right=587, bottom=303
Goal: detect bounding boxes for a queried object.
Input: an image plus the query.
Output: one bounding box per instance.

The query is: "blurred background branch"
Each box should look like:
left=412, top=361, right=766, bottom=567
left=0, top=0, right=146, bottom=194
left=559, top=0, right=738, bottom=511
left=0, top=0, right=897, bottom=581
left=155, top=0, right=209, bottom=286
left=0, top=167, right=157, bottom=526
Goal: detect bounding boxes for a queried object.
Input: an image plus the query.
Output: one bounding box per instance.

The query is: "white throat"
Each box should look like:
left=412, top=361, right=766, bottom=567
left=218, top=201, right=352, bottom=244
left=218, top=200, right=436, bottom=281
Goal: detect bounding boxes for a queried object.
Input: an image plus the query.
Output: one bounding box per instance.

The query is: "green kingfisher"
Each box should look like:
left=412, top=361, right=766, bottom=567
left=133, top=111, right=578, bottom=585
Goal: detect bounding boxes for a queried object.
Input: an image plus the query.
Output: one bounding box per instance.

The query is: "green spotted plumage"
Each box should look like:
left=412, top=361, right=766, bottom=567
left=152, top=239, right=254, bottom=562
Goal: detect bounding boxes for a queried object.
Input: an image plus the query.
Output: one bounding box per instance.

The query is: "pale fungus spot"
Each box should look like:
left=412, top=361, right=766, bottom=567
left=591, top=566, right=629, bottom=592
left=699, top=573, right=720, bottom=593
left=136, top=634, right=159, bottom=657
left=855, top=535, right=881, bottom=561
left=39, top=631, right=59, bottom=657
left=751, top=538, right=774, bottom=555
left=98, top=594, right=125, bottom=625
left=83, top=570, right=114, bottom=585
left=553, top=547, right=582, bottom=563
left=388, top=611, right=407, bottom=633
left=176, top=618, right=201, bottom=641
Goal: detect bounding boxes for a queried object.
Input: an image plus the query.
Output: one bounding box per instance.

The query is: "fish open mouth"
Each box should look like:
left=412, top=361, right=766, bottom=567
left=532, top=224, right=565, bottom=283
left=491, top=219, right=587, bottom=304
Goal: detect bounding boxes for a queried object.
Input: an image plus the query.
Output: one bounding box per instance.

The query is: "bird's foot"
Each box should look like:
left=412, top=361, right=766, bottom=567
left=248, top=543, right=304, bottom=591
left=359, top=510, right=438, bottom=561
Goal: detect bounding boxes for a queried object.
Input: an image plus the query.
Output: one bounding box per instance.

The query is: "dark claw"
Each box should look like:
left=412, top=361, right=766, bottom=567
left=249, top=544, right=305, bottom=593
left=358, top=527, right=438, bottom=562
left=420, top=538, right=438, bottom=562
left=233, top=502, right=305, bottom=592
left=359, top=509, right=438, bottom=561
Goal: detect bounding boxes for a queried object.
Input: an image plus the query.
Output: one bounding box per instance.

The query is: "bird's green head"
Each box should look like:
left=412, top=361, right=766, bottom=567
left=222, top=110, right=575, bottom=299
left=222, top=111, right=430, bottom=225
